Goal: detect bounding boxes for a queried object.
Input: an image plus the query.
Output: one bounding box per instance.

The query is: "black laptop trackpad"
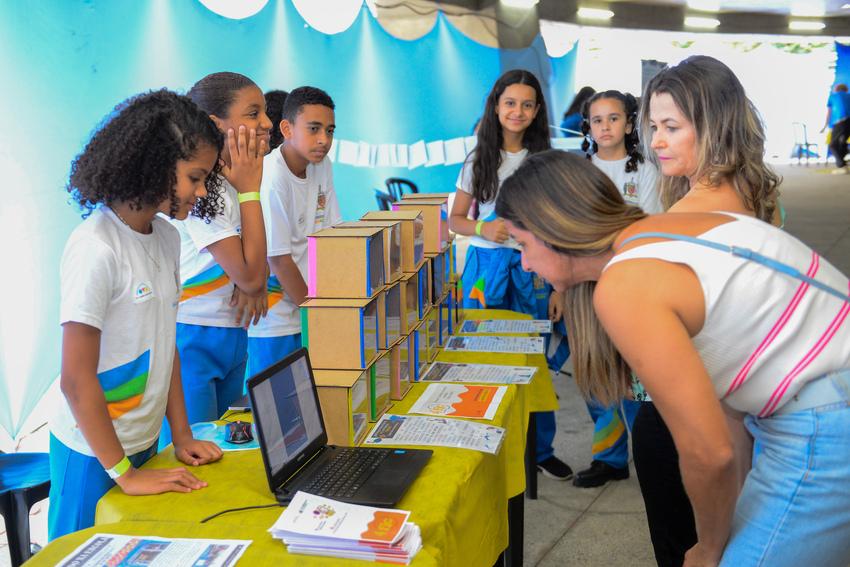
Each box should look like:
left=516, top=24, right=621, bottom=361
left=369, top=468, right=411, bottom=486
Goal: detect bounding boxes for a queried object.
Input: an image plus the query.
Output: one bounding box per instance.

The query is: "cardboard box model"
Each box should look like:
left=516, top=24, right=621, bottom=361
left=439, top=292, right=452, bottom=342
left=418, top=261, right=432, bottom=313
left=426, top=301, right=448, bottom=349
left=448, top=234, right=457, bottom=282
left=411, top=319, right=429, bottom=379
left=391, top=199, right=448, bottom=254
left=371, top=350, right=394, bottom=420
left=397, top=334, right=416, bottom=390
left=301, top=295, right=386, bottom=370
left=334, top=220, right=403, bottom=285
left=313, top=368, right=370, bottom=446
left=399, top=271, right=421, bottom=332
left=399, top=193, right=450, bottom=250
left=427, top=251, right=446, bottom=305
left=307, top=227, right=384, bottom=299
left=422, top=308, right=439, bottom=362
left=360, top=210, right=425, bottom=273
left=384, top=281, right=403, bottom=347
left=454, top=278, right=466, bottom=325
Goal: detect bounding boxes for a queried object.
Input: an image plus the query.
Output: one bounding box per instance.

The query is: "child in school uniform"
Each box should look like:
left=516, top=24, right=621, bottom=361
left=158, top=72, right=270, bottom=449
left=246, top=87, right=343, bottom=377
left=49, top=90, right=223, bottom=540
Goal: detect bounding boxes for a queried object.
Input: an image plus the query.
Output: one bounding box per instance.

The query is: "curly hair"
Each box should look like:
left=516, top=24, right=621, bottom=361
left=467, top=69, right=552, bottom=210
left=581, top=90, right=645, bottom=173
left=282, top=86, right=335, bottom=123
left=264, top=89, right=289, bottom=150
left=68, top=89, right=224, bottom=219
left=638, top=55, right=780, bottom=222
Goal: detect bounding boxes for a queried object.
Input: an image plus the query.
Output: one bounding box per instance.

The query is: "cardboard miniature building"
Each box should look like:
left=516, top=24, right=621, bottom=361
left=313, top=368, right=370, bottom=445
left=307, top=226, right=384, bottom=298
left=334, top=220, right=403, bottom=285
left=391, top=199, right=448, bottom=254
left=301, top=294, right=386, bottom=369
left=360, top=210, right=425, bottom=273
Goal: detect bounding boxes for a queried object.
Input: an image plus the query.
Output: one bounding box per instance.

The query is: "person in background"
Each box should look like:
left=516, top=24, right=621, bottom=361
left=560, top=85, right=595, bottom=137
left=820, top=83, right=850, bottom=174
left=49, top=90, right=224, bottom=540
left=159, top=72, right=271, bottom=449
left=246, top=86, right=343, bottom=378
left=570, top=88, right=662, bottom=489
left=264, top=89, right=289, bottom=152
left=449, top=69, right=573, bottom=482
left=496, top=148, right=850, bottom=567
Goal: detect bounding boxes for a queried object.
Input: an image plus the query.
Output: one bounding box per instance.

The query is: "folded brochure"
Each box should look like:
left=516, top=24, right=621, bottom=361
left=270, top=491, right=421, bottom=564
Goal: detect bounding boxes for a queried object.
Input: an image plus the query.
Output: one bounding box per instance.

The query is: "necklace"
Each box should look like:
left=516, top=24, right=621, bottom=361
left=109, top=206, right=162, bottom=272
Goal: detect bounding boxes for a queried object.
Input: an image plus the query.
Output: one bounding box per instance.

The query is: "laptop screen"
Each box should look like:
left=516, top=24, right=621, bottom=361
left=248, top=348, right=327, bottom=487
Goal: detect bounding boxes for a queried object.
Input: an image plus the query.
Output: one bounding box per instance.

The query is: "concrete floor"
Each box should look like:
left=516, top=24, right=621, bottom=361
left=2, top=163, right=848, bottom=567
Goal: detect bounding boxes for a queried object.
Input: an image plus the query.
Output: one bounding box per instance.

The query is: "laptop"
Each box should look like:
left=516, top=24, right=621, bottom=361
left=246, top=347, right=432, bottom=506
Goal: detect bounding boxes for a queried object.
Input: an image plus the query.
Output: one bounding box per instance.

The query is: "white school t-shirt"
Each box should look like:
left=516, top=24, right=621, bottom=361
left=456, top=148, right=528, bottom=250
left=591, top=154, right=663, bottom=214
left=248, top=149, right=343, bottom=338
left=170, top=177, right=242, bottom=327
left=51, top=206, right=182, bottom=456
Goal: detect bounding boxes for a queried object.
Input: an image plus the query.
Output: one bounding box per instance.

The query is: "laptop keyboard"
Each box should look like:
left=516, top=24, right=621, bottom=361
left=301, top=449, right=392, bottom=499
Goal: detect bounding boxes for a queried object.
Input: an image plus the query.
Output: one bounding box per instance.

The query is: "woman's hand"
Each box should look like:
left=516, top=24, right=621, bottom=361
left=231, top=286, right=269, bottom=328
left=481, top=219, right=509, bottom=244
left=221, top=125, right=265, bottom=194
left=114, top=465, right=210, bottom=496
left=683, top=542, right=723, bottom=567
left=548, top=290, right=564, bottom=322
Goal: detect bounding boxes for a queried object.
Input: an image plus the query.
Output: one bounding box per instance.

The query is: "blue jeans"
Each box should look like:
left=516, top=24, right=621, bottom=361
left=720, top=371, right=850, bottom=566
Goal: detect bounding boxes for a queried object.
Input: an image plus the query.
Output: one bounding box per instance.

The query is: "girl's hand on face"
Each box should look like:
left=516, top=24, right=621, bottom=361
left=482, top=218, right=509, bottom=244
left=222, top=125, right=266, bottom=194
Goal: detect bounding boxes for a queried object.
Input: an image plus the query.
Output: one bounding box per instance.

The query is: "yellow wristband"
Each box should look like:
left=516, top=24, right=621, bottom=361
left=105, top=456, right=131, bottom=479
left=238, top=191, right=261, bottom=204
left=475, top=221, right=484, bottom=236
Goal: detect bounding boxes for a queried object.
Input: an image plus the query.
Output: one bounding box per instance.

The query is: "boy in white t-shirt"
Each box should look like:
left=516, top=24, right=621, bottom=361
left=247, top=87, right=343, bottom=377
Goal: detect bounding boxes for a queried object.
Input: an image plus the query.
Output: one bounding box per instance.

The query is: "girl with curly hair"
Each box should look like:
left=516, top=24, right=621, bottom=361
left=158, top=72, right=272, bottom=449
left=49, top=89, right=225, bottom=539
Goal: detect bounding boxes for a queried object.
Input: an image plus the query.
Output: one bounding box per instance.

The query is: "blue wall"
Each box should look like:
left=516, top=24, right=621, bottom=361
left=0, top=0, right=575, bottom=438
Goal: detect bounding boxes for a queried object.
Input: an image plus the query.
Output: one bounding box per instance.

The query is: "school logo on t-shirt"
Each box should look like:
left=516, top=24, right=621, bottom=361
left=315, top=185, right=326, bottom=225
left=622, top=180, right=637, bottom=198
left=134, top=282, right=154, bottom=304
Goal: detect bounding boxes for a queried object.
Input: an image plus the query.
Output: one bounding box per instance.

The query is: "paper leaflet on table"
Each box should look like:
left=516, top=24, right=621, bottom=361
left=419, top=361, right=537, bottom=384
left=408, top=384, right=507, bottom=420
left=269, top=491, right=421, bottom=563
left=442, top=335, right=545, bottom=354
left=54, top=533, right=251, bottom=567
left=460, top=319, right=553, bottom=334
left=363, top=414, right=506, bottom=454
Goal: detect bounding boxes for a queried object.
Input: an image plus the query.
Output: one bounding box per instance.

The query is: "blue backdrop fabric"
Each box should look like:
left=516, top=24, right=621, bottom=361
left=0, top=0, right=575, bottom=439
left=835, top=41, right=850, bottom=88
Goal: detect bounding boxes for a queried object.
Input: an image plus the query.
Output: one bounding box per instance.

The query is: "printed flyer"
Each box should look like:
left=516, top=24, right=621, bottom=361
left=55, top=534, right=250, bottom=567
left=408, top=384, right=507, bottom=420
left=443, top=335, right=545, bottom=354
left=419, top=361, right=537, bottom=384
left=460, top=319, right=552, bottom=334
left=363, top=414, right=506, bottom=454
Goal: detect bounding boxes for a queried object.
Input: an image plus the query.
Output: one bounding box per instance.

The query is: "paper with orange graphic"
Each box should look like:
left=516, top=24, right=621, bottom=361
left=360, top=510, right=409, bottom=542
left=408, top=384, right=506, bottom=420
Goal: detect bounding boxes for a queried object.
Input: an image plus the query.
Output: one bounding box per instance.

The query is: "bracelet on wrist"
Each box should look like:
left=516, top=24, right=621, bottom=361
left=105, top=455, right=131, bottom=479
left=475, top=220, right=484, bottom=237
left=238, top=191, right=261, bottom=204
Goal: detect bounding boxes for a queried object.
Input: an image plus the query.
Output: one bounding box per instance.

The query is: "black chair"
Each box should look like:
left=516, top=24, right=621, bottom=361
left=0, top=453, right=51, bottom=567
left=375, top=189, right=395, bottom=211
left=791, top=122, right=818, bottom=166
left=385, top=178, right=419, bottom=200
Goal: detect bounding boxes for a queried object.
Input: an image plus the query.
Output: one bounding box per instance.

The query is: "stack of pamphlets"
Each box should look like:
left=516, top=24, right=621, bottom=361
left=269, top=491, right=422, bottom=564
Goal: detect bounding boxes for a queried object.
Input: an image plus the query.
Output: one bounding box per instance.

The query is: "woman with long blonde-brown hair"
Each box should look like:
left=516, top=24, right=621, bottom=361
left=495, top=148, right=850, bottom=567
